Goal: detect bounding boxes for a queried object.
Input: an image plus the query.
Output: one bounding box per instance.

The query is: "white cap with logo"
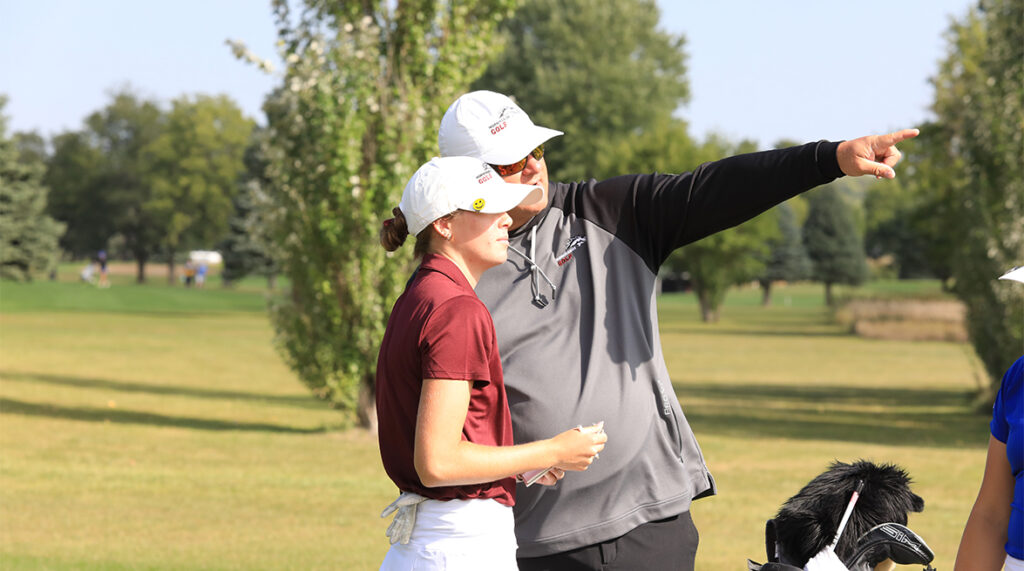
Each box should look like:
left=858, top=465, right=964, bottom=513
left=400, top=156, right=543, bottom=236
left=438, top=90, right=564, bottom=165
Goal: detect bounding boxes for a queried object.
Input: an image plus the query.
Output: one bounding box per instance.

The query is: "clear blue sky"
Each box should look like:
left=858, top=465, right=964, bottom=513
left=1, top=0, right=974, bottom=149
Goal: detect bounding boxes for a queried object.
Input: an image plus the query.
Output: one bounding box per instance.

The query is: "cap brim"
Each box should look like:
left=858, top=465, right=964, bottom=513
left=479, top=126, right=563, bottom=165
left=458, top=183, right=543, bottom=215
left=998, top=266, right=1024, bottom=283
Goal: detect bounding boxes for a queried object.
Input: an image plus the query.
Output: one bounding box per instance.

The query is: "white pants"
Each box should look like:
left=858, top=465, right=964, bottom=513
left=380, top=498, right=518, bottom=571
left=1006, top=555, right=1024, bottom=571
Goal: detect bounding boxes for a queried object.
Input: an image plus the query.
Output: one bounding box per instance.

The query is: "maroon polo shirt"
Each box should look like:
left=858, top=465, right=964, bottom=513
left=375, top=254, right=515, bottom=506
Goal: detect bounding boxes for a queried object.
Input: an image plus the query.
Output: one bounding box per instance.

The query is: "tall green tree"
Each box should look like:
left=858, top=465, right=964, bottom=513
left=144, top=94, right=253, bottom=282
left=44, top=90, right=164, bottom=281
left=474, top=0, right=689, bottom=182
left=46, top=131, right=115, bottom=257
left=758, top=200, right=811, bottom=306
left=233, top=0, right=516, bottom=428
left=0, top=96, right=65, bottom=281
left=803, top=186, right=868, bottom=306
left=217, top=129, right=280, bottom=288
left=930, top=0, right=1023, bottom=394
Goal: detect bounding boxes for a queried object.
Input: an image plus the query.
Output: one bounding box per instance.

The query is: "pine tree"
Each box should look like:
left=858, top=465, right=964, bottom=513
left=803, top=187, right=867, bottom=306
left=0, top=96, right=65, bottom=281
left=759, top=201, right=811, bottom=305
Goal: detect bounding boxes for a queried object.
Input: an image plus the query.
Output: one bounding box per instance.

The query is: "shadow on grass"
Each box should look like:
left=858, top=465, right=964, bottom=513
left=0, top=371, right=324, bottom=409
left=0, top=397, right=329, bottom=433
left=675, top=382, right=990, bottom=449
left=659, top=326, right=849, bottom=337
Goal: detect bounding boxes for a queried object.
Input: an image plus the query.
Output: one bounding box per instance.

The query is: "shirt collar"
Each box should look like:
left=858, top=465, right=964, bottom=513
left=419, top=253, right=474, bottom=292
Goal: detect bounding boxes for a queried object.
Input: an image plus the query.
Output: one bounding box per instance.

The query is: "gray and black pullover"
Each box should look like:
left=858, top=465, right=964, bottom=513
left=473, top=141, right=845, bottom=557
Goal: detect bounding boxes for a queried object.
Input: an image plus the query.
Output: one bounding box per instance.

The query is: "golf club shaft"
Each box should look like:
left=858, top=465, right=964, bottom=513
left=829, top=479, right=865, bottom=550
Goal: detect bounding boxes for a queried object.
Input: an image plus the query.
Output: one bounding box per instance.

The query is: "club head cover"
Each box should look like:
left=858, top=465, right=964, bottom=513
left=843, top=523, right=934, bottom=569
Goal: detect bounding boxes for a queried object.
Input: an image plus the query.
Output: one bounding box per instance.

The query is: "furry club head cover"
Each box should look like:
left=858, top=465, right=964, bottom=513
left=770, top=460, right=925, bottom=567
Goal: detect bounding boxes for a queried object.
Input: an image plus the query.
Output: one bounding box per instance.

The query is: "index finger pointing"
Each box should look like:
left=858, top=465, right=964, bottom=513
left=878, top=128, right=920, bottom=146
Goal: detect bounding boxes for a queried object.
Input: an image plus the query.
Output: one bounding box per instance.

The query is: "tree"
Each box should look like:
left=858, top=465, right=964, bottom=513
left=673, top=212, right=778, bottom=322
left=45, top=89, right=164, bottom=282
left=0, top=96, right=65, bottom=281
left=758, top=200, right=811, bottom=305
left=217, top=129, right=280, bottom=288
left=929, top=0, right=1023, bottom=394
left=45, top=131, right=115, bottom=257
left=803, top=186, right=868, bottom=306
left=864, top=123, right=958, bottom=285
left=474, top=0, right=689, bottom=182
left=144, top=94, right=254, bottom=282
left=12, top=131, right=47, bottom=166
left=232, top=0, right=516, bottom=429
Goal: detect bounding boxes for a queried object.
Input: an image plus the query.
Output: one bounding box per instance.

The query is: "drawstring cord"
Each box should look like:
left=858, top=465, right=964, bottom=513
left=507, top=225, right=557, bottom=307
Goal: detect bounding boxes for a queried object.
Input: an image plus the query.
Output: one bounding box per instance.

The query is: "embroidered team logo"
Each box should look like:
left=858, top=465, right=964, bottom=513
left=552, top=235, right=587, bottom=267
left=476, top=164, right=494, bottom=184
left=488, top=106, right=520, bottom=135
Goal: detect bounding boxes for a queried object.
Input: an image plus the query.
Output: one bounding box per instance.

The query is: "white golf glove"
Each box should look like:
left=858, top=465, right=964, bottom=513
left=380, top=491, right=427, bottom=545
left=804, top=547, right=849, bottom=571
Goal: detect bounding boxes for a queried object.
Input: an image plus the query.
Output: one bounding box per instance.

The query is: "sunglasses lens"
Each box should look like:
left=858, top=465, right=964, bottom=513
left=490, top=145, right=545, bottom=176
left=492, top=159, right=526, bottom=176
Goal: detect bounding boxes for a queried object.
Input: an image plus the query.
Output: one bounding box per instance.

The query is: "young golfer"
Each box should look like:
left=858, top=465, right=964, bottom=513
left=954, top=267, right=1024, bottom=571
left=375, top=156, right=607, bottom=570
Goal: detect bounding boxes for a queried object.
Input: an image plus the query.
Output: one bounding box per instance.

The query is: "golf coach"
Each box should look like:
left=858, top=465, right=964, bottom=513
left=437, top=90, right=918, bottom=570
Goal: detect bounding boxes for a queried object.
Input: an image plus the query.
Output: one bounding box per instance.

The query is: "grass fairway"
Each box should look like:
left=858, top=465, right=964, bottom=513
left=657, top=285, right=987, bottom=569
left=0, top=279, right=989, bottom=569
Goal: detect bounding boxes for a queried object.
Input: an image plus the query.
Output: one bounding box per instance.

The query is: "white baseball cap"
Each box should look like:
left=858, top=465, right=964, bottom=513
left=999, top=266, right=1024, bottom=283
left=438, top=90, right=563, bottom=165
left=399, top=156, right=543, bottom=236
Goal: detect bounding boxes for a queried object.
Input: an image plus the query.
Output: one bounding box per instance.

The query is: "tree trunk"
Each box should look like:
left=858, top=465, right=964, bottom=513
left=697, top=287, right=719, bottom=323
left=358, top=379, right=377, bottom=435
left=167, top=248, right=176, bottom=285
left=135, top=257, right=147, bottom=284
left=267, top=274, right=277, bottom=290
left=824, top=281, right=834, bottom=306
left=760, top=279, right=772, bottom=306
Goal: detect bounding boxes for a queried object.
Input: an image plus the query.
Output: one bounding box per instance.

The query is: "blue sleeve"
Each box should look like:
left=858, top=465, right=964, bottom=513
left=992, top=356, right=1024, bottom=443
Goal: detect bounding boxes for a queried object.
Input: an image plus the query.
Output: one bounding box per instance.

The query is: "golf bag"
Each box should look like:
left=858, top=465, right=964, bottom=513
left=746, top=460, right=937, bottom=571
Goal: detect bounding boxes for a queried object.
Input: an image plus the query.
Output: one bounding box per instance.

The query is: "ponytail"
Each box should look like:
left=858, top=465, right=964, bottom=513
left=380, top=207, right=410, bottom=251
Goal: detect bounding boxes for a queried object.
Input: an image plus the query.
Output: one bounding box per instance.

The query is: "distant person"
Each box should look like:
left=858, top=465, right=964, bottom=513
left=183, top=260, right=196, bottom=287
left=80, top=261, right=96, bottom=284
left=195, top=263, right=208, bottom=289
left=375, top=156, right=606, bottom=570
left=96, top=250, right=110, bottom=288
left=954, top=267, right=1024, bottom=571
left=437, top=90, right=918, bottom=569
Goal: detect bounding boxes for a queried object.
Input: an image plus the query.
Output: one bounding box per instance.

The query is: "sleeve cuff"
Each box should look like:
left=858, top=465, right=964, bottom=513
left=814, top=140, right=845, bottom=180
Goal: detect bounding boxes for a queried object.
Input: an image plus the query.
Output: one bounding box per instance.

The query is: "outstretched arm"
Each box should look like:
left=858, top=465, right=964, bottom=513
left=954, top=435, right=1013, bottom=570
left=836, top=128, right=919, bottom=179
